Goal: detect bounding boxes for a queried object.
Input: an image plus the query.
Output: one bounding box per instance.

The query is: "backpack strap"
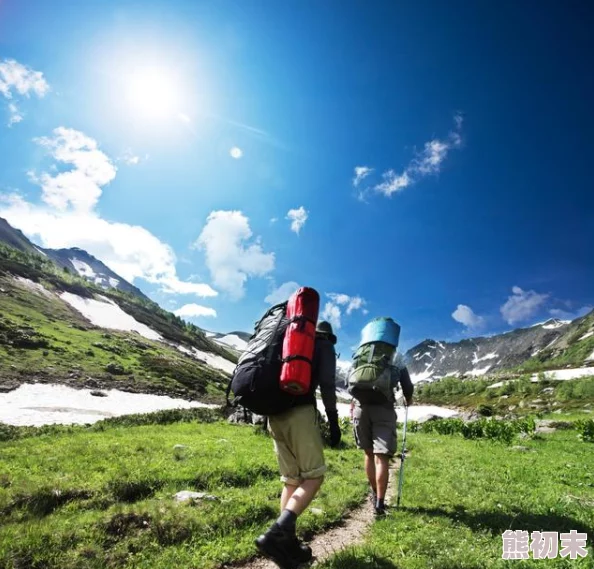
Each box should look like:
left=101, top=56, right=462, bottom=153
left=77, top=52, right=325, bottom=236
left=282, top=354, right=313, bottom=364
left=264, top=303, right=288, bottom=364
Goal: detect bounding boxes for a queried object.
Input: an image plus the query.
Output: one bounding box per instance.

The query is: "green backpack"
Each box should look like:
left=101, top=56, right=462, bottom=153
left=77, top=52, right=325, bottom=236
left=347, top=341, right=396, bottom=405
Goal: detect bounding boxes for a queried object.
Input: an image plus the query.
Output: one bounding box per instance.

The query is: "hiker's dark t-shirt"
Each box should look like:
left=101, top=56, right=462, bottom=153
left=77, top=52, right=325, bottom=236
left=293, top=333, right=337, bottom=416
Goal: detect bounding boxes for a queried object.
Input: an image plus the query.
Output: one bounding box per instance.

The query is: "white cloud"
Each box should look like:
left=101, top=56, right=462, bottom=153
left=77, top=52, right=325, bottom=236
left=0, top=128, right=217, bottom=299
left=286, top=206, right=308, bottom=235
left=230, top=147, right=243, bottom=159
left=549, top=305, right=593, bottom=321
left=353, top=166, right=373, bottom=187
left=321, top=292, right=367, bottom=329
left=375, top=170, right=411, bottom=196
left=7, top=102, right=23, bottom=126
left=372, top=115, right=463, bottom=197
left=174, top=303, right=217, bottom=319
left=31, top=127, right=116, bottom=212
left=265, top=281, right=300, bottom=304
left=0, top=58, right=49, bottom=125
left=451, top=304, right=485, bottom=330
left=195, top=210, right=275, bottom=300
left=322, top=302, right=342, bottom=330
left=327, top=292, right=366, bottom=315
left=500, top=286, right=549, bottom=325
left=119, top=149, right=141, bottom=166
left=159, top=276, right=217, bottom=297
left=270, top=217, right=278, bottom=224
left=0, top=58, right=49, bottom=98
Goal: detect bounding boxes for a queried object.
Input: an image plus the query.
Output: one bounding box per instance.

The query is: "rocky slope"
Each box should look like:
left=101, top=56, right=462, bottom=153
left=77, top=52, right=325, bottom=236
left=405, top=312, right=594, bottom=382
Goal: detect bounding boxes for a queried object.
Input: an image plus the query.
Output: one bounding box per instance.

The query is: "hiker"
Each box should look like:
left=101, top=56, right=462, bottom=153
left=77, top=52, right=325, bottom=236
left=347, top=317, right=414, bottom=517
left=256, top=319, right=341, bottom=567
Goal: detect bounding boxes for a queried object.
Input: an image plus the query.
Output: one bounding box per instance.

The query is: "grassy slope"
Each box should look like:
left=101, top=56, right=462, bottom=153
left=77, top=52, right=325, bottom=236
left=0, top=416, right=364, bottom=569
left=512, top=311, right=594, bottom=374
left=321, top=429, right=594, bottom=569
left=0, top=244, right=236, bottom=401
left=414, top=375, right=594, bottom=418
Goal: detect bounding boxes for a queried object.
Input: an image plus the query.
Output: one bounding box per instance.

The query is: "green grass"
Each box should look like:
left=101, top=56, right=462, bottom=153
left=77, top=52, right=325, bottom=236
left=2, top=410, right=593, bottom=569
left=0, top=415, right=366, bottom=569
left=320, top=429, right=594, bottom=569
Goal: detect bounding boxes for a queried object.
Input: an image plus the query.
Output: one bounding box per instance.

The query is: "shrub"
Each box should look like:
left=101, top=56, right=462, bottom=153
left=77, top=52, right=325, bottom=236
left=577, top=419, right=594, bottom=443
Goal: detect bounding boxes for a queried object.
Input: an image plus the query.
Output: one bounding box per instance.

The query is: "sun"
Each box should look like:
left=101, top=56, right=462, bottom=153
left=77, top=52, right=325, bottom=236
left=125, top=66, right=181, bottom=119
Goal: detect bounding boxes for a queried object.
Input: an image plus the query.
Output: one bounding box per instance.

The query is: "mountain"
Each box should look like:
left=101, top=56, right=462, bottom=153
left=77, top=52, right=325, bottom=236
left=405, top=313, right=594, bottom=382
left=0, top=217, right=43, bottom=255
left=0, top=238, right=237, bottom=401
left=0, top=217, right=148, bottom=301
left=44, top=247, right=150, bottom=301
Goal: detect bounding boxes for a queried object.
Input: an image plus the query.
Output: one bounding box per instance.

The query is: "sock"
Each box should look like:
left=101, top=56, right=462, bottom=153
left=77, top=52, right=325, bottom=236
left=274, top=509, right=297, bottom=533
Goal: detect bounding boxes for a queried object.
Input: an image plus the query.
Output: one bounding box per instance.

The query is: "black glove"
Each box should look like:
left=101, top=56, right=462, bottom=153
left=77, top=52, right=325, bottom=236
left=327, top=411, right=341, bottom=448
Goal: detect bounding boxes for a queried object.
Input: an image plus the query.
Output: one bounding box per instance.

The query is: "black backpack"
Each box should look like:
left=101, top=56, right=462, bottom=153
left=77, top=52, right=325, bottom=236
left=226, top=302, right=302, bottom=416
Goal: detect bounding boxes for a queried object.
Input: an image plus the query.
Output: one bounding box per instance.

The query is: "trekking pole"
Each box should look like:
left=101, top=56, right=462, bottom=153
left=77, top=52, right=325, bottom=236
left=396, top=402, right=409, bottom=508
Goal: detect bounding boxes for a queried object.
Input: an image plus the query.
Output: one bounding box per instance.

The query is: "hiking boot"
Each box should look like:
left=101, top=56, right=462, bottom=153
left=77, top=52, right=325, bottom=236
left=255, top=526, right=307, bottom=568
left=374, top=505, right=386, bottom=517
left=290, top=537, right=313, bottom=563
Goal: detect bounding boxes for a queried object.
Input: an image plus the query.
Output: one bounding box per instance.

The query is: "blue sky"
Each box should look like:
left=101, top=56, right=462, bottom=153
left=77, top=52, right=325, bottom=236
left=1, top=0, right=593, bottom=357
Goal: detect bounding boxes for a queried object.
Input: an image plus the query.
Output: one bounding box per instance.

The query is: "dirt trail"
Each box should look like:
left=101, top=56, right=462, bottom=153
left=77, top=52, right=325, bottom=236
left=232, top=459, right=401, bottom=569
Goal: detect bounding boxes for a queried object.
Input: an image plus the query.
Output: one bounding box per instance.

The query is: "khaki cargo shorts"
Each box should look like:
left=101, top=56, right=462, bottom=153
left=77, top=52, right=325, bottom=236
left=267, top=404, right=327, bottom=486
left=352, top=404, right=397, bottom=457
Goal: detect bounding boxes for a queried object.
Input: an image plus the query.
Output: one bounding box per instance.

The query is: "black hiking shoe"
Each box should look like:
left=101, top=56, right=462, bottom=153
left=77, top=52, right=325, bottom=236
left=374, top=505, right=386, bottom=517
left=255, top=526, right=311, bottom=568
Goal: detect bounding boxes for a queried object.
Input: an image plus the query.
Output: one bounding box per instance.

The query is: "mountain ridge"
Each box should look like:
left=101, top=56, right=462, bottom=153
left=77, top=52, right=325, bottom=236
left=0, top=217, right=149, bottom=301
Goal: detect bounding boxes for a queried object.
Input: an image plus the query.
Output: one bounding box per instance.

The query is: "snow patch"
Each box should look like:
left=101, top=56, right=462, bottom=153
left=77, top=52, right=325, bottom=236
left=60, top=292, right=162, bottom=341
left=0, top=383, right=217, bottom=427
left=108, top=277, right=120, bottom=288
left=469, top=365, right=491, bottom=377
left=35, top=247, right=47, bottom=256
left=317, top=400, right=458, bottom=422
left=578, top=331, right=593, bottom=341
left=14, top=277, right=54, bottom=298
left=472, top=352, right=498, bottom=365
left=541, top=320, right=570, bottom=329
left=216, top=334, right=248, bottom=351
left=530, top=367, right=594, bottom=381
left=176, top=345, right=236, bottom=375
left=70, top=258, right=96, bottom=279
left=411, top=368, right=434, bottom=383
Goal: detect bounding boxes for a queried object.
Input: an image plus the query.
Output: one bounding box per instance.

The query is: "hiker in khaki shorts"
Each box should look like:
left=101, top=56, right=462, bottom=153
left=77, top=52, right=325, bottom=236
left=256, top=320, right=341, bottom=568
left=347, top=317, right=414, bottom=517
